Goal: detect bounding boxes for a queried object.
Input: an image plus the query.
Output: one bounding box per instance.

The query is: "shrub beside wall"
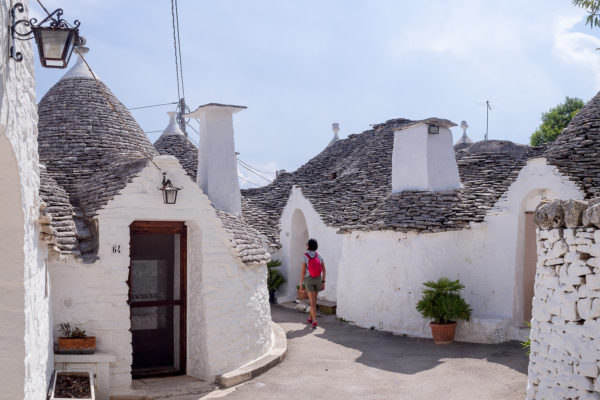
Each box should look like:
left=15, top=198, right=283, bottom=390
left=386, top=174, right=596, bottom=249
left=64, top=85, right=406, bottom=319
left=527, top=199, right=600, bottom=400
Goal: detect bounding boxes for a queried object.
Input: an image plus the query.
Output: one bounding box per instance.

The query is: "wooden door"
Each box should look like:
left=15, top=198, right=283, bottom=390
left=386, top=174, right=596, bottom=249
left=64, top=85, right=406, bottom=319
left=523, top=212, right=537, bottom=323
left=129, top=222, right=186, bottom=377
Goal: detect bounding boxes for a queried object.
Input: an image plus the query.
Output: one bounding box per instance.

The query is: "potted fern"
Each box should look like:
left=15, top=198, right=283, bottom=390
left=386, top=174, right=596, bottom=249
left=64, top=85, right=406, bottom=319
left=267, top=260, right=285, bottom=303
left=416, top=277, right=472, bottom=344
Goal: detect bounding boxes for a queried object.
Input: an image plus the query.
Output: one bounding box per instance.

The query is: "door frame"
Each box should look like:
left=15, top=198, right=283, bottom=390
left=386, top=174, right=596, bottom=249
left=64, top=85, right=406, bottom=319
left=128, top=221, right=187, bottom=377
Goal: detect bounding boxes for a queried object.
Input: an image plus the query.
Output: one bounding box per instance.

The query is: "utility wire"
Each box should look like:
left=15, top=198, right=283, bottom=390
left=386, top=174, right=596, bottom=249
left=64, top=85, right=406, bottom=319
left=174, top=0, right=185, bottom=100
left=237, top=158, right=276, bottom=175
left=238, top=174, right=262, bottom=187
left=128, top=102, right=178, bottom=111
left=237, top=160, right=273, bottom=183
left=170, top=0, right=181, bottom=102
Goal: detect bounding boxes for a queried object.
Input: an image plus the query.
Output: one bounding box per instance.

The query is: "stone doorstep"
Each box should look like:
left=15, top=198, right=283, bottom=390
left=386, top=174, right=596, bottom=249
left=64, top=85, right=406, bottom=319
left=291, top=299, right=337, bottom=315
left=215, top=322, right=288, bottom=388
left=110, top=375, right=217, bottom=400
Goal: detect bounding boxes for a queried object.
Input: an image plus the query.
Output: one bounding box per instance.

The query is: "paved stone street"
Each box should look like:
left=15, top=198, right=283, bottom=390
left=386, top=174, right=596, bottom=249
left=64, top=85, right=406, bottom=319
left=202, top=305, right=529, bottom=400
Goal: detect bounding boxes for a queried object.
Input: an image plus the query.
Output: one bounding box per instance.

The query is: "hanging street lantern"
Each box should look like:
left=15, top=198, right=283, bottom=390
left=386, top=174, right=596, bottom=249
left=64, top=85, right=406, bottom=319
left=158, top=173, right=183, bottom=204
left=9, top=2, right=82, bottom=68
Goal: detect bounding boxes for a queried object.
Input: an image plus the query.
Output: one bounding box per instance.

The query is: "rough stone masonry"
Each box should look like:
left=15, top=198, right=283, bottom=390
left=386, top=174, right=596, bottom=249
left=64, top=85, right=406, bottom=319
left=527, top=199, right=600, bottom=400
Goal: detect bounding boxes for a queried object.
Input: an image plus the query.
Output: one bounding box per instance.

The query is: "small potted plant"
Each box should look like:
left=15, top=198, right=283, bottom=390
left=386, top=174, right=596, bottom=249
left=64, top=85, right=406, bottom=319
left=416, top=277, right=472, bottom=344
left=296, top=284, right=308, bottom=300
left=57, top=323, right=96, bottom=354
left=267, top=259, right=285, bottom=303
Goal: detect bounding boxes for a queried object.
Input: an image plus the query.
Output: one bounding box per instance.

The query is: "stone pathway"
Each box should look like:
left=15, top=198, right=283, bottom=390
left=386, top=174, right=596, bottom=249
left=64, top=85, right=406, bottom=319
left=201, top=305, right=529, bottom=400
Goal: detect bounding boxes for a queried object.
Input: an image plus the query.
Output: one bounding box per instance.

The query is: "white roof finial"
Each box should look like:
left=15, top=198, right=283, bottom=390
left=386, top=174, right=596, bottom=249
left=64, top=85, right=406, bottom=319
left=328, top=123, right=340, bottom=147
left=60, top=45, right=100, bottom=81
left=160, top=111, right=185, bottom=137
left=456, top=120, right=473, bottom=145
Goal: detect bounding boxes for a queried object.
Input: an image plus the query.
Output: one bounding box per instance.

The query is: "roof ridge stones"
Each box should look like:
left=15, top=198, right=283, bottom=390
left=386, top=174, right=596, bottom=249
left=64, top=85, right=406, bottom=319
left=544, top=90, right=600, bottom=199
left=241, top=118, right=544, bottom=247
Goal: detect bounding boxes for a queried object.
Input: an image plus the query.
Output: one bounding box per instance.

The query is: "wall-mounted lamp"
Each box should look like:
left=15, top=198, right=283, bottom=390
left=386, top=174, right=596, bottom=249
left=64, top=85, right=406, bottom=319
left=158, top=173, right=182, bottom=204
left=10, top=2, right=82, bottom=68
left=428, top=124, right=440, bottom=135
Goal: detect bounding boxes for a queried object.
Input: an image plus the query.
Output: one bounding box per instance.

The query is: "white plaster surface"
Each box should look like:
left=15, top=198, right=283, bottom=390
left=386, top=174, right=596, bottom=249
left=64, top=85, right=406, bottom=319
left=160, top=111, right=185, bottom=137
left=50, top=156, right=271, bottom=394
left=187, top=105, right=243, bottom=215
left=392, top=124, right=461, bottom=192
left=526, top=226, right=600, bottom=399
left=278, top=186, right=343, bottom=303
left=60, top=47, right=99, bottom=80
left=0, top=1, right=52, bottom=398
left=280, top=159, right=583, bottom=342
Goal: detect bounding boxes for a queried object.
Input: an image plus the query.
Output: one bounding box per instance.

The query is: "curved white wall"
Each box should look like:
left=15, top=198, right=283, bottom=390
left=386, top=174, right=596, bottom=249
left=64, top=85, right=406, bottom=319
left=50, top=156, right=271, bottom=393
left=279, top=187, right=343, bottom=302
left=0, top=1, right=51, bottom=397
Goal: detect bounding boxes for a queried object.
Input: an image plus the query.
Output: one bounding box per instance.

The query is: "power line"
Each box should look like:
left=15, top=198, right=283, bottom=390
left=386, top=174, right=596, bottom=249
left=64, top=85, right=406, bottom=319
left=237, top=158, right=275, bottom=175
left=170, top=0, right=181, bottom=102
left=144, top=130, right=163, bottom=134
left=128, top=102, right=178, bottom=111
left=174, top=0, right=185, bottom=100
left=237, top=160, right=273, bottom=183
left=238, top=174, right=262, bottom=187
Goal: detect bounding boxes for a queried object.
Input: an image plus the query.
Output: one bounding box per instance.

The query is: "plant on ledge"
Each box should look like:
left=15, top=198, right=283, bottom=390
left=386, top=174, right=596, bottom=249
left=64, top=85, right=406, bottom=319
left=57, top=322, right=96, bottom=354
left=267, top=259, right=285, bottom=303
left=416, top=277, right=472, bottom=344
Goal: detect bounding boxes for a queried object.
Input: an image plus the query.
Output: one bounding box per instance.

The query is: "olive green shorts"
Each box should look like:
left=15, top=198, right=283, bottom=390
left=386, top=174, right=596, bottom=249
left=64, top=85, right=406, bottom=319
left=304, top=275, right=323, bottom=292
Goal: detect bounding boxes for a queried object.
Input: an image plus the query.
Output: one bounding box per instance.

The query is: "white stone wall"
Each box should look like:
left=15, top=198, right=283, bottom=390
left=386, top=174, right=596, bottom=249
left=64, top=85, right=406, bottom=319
left=527, top=201, right=600, bottom=400
left=50, top=156, right=271, bottom=394
left=278, top=186, right=343, bottom=302
left=279, top=158, right=582, bottom=342
left=0, top=1, right=52, bottom=398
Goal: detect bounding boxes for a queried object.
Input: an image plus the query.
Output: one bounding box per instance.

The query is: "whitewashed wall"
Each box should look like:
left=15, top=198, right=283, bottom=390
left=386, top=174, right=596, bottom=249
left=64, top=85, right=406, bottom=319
left=281, top=158, right=582, bottom=342
left=0, top=1, right=52, bottom=398
left=527, top=201, right=600, bottom=400
left=50, top=156, right=271, bottom=394
left=278, top=186, right=343, bottom=302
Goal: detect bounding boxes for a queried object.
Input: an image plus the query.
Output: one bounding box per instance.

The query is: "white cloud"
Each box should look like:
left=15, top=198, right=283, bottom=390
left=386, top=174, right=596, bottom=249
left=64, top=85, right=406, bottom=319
left=553, top=15, right=600, bottom=86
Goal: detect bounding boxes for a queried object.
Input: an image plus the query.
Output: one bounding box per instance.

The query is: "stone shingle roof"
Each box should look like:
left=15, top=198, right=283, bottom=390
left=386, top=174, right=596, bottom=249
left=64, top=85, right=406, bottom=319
left=215, top=210, right=271, bottom=265
left=544, top=91, right=600, bottom=199
left=242, top=118, right=546, bottom=246
left=37, top=52, right=158, bottom=258
left=154, top=135, right=198, bottom=181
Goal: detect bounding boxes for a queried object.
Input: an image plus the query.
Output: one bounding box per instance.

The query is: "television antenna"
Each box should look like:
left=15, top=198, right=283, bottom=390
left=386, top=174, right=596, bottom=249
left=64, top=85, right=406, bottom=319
left=476, top=100, right=494, bottom=141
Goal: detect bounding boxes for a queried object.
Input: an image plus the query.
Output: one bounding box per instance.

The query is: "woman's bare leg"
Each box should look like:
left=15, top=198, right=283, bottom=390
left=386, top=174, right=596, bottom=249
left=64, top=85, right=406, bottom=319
left=309, top=292, right=317, bottom=322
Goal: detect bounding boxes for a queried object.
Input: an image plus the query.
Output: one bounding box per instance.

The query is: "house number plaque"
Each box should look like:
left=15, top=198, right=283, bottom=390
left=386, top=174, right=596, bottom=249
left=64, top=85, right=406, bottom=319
left=112, top=245, right=121, bottom=254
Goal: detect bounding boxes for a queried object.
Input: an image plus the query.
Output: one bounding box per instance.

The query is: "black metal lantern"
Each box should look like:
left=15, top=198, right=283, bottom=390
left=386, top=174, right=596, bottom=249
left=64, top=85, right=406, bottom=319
left=428, top=124, right=440, bottom=134
left=158, top=173, right=182, bottom=204
left=9, top=3, right=81, bottom=68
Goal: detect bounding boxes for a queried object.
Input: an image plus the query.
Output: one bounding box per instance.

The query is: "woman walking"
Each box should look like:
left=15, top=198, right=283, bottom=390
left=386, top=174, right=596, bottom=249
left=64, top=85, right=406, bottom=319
left=300, top=238, right=326, bottom=329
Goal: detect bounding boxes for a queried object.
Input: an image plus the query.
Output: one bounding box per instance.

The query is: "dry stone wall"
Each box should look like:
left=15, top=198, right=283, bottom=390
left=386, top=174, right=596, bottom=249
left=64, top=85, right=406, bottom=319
left=527, top=199, right=600, bottom=399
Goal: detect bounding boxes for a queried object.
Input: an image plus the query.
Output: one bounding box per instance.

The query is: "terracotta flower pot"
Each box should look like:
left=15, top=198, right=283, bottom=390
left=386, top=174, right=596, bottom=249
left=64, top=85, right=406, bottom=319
left=58, top=337, right=96, bottom=354
left=430, top=322, right=457, bottom=344
left=297, top=288, right=309, bottom=300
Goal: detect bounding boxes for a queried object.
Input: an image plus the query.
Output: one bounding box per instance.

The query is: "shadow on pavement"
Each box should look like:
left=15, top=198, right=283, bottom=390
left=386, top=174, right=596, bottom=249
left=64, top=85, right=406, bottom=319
left=271, top=304, right=529, bottom=376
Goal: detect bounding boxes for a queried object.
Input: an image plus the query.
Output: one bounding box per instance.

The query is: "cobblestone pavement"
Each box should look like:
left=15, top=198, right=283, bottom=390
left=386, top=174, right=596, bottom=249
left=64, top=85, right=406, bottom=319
left=201, top=305, right=529, bottom=400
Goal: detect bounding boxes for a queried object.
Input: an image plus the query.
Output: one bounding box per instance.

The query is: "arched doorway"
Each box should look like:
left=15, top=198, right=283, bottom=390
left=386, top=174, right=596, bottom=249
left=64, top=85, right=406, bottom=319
left=289, top=209, right=309, bottom=297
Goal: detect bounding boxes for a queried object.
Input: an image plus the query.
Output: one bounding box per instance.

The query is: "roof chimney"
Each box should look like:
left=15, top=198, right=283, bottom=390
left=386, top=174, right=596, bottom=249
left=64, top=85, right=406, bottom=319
left=392, top=118, right=461, bottom=192
left=184, top=103, right=247, bottom=215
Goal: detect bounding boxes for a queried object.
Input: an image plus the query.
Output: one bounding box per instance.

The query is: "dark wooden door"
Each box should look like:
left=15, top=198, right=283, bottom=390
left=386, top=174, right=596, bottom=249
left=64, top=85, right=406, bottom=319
left=129, top=222, right=186, bottom=378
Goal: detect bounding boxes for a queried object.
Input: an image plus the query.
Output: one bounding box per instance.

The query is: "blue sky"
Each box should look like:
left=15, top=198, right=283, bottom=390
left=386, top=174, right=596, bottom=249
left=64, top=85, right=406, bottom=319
left=33, top=0, right=600, bottom=188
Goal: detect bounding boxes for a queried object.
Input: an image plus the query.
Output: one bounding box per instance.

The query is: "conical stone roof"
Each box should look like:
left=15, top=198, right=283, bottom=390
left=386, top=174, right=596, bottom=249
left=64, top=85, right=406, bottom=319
left=545, top=92, right=600, bottom=199
left=38, top=47, right=158, bottom=258
left=154, top=112, right=198, bottom=180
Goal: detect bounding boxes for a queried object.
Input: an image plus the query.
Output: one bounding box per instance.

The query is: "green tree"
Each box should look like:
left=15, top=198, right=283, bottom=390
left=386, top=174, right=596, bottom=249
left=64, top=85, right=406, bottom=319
left=530, top=97, right=585, bottom=146
left=573, top=0, right=600, bottom=28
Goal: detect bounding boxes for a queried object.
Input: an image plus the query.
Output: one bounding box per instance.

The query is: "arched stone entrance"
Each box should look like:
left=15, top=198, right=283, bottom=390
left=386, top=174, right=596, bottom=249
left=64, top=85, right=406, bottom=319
left=288, top=209, right=309, bottom=298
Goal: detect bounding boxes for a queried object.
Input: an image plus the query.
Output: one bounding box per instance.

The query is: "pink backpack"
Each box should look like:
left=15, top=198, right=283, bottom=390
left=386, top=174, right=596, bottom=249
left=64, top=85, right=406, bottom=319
left=305, top=252, right=322, bottom=278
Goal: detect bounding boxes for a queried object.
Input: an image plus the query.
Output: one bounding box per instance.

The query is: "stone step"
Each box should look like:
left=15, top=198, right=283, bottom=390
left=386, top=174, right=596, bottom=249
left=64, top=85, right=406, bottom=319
left=292, top=299, right=337, bottom=315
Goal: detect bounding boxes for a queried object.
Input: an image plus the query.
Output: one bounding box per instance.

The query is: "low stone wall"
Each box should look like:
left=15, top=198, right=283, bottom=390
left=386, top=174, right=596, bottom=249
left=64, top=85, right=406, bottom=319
left=527, top=199, right=600, bottom=399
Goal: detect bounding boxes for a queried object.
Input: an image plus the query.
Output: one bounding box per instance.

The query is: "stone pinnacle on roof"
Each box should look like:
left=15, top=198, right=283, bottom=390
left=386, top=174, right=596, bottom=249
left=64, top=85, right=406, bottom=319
left=328, top=123, right=340, bottom=147
left=454, top=120, right=474, bottom=150
left=160, top=111, right=186, bottom=138
left=60, top=46, right=99, bottom=80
